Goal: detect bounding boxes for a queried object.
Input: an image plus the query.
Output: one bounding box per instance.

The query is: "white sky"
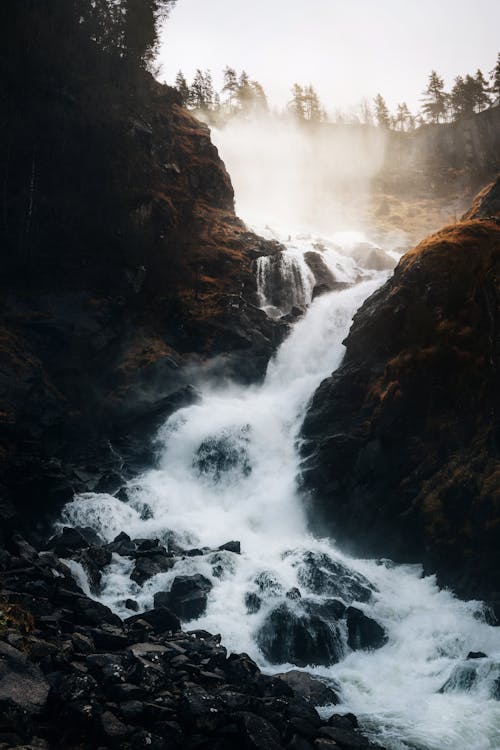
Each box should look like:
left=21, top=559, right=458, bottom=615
left=157, top=0, right=500, bottom=116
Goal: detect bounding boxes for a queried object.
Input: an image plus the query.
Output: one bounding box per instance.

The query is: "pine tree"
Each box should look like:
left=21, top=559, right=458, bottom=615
left=359, top=99, right=373, bottom=125
left=421, top=70, right=448, bottom=123
left=474, top=69, right=491, bottom=111
left=450, top=75, right=480, bottom=119
left=222, top=66, right=238, bottom=112
left=490, top=53, right=500, bottom=100
left=303, top=84, right=322, bottom=121
left=250, top=81, right=268, bottom=112
left=236, top=71, right=253, bottom=112
left=373, top=94, right=390, bottom=128
left=290, top=84, right=306, bottom=119
left=395, top=102, right=412, bottom=131
left=175, top=70, right=189, bottom=106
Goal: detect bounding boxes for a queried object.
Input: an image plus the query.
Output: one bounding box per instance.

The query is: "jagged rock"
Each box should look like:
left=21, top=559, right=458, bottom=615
left=301, top=192, right=500, bottom=601
left=154, top=574, right=213, bottom=621
left=346, top=608, right=387, bottom=651
left=125, top=606, right=181, bottom=634
left=130, top=553, right=175, bottom=586
left=275, top=670, right=339, bottom=706
left=0, top=642, right=49, bottom=715
left=290, top=551, right=374, bottom=603
left=218, top=540, right=241, bottom=554
left=245, top=592, right=262, bottom=614
left=256, top=603, right=344, bottom=667
left=49, top=526, right=104, bottom=554
left=350, top=242, right=395, bottom=271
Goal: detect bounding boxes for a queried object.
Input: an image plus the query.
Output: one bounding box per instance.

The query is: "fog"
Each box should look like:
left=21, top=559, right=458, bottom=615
left=211, top=116, right=387, bottom=236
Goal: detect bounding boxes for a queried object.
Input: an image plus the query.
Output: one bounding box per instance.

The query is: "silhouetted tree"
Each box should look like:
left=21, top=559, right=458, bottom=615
left=421, top=71, right=448, bottom=123
left=474, top=69, right=491, bottom=111
left=175, top=70, right=190, bottom=105
left=222, top=66, right=238, bottom=112
left=490, top=53, right=500, bottom=100
left=374, top=94, right=390, bottom=128
left=290, top=84, right=306, bottom=119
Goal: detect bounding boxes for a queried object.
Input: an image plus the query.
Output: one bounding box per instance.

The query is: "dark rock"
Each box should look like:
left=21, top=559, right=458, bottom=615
left=0, top=642, right=49, bottom=715
left=257, top=604, right=344, bottom=667
left=245, top=592, right=262, bottom=614
left=73, top=596, right=122, bottom=627
left=467, top=651, right=487, bottom=659
left=194, top=429, right=252, bottom=483
left=327, top=713, right=358, bottom=729
left=304, top=252, right=338, bottom=299
left=154, top=575, right=212, bottom=621
left=125, top=607, right=180, bottom=634
left=49, top=526, right=104, bottom=553
left=439, top=664, right=478, bottom=693
left=346, top=608, right=387, bottom=651
left=218, top=541, right=241, bottom=554
left=286, top=588, right=302, bottom=601
left=100, top=709, right=129, bottom=741
left=235, top=711, right=283, bottom=750
left=275, top=671, right=339, bottom=706
left=300, top=203, right=500, bottom=601
left=290, top=552, right=374, bottom=603
left=125, top=599, right=139, bottom=612
left=130, top=553, right=175, bottom=585
left=318, top=725, right=371, bottom=747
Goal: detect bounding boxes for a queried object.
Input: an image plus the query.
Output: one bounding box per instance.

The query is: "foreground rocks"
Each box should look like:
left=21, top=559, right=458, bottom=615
left=0, top=535, right=386, bottom=750
left=301, top=177, right=500, bottom=602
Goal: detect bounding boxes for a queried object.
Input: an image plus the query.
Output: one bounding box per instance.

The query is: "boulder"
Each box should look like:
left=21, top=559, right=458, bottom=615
left=291, top=551, right=374, bottom=603
left=0, top=642, right=49, bottom=715
left=256, top=603, right=344, bottom=667
left=346, top=608, right=387, bottom=651
left=274, top=670, right=339, bottom=706
left=125, top=606, right=181, bottom=634
left=154, top=574, right=212, bottom=621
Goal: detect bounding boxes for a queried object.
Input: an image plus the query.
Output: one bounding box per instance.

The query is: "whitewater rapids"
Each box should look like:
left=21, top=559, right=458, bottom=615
left=60, top=235, right=500, bottom=750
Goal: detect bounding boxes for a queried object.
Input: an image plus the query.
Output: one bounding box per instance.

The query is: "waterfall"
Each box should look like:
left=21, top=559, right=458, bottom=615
left=59, top=236, right=500, bottom=750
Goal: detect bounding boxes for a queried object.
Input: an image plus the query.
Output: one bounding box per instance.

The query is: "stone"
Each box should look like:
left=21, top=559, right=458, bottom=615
left=235, top=711, right=283, bottom=750
left=125, top=606, right=180, bottom=634
left=0, top=643, right=49, bottom=714
left=218, top=541, right=241, bottom=554
left=50, top=526, right=104, bottom=553
left=154, top=574, right=212, bottom=621
left=275, top=671, right=339, bottom=706
left=345, top=608, right=387, bottom=651
left=130, top=554, right=175, bottom=586
left=292, top=552, right=373, bottom=603
left=257, top=604, right=345, bottom=667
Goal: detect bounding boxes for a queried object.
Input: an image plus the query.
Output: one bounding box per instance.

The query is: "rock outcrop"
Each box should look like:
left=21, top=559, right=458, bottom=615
left=301, top=178, right=500, bottom=603
left=0, top=534, right=387, bottom=750
left=0, top=80, right=287, bottom=536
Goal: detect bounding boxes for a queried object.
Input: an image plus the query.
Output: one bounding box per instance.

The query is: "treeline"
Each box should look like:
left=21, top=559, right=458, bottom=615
left=176, top=54, right=500, bottom=130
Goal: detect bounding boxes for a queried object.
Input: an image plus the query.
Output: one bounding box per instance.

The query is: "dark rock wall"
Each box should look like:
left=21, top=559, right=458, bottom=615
left=301, top=179, right=500, bottom=602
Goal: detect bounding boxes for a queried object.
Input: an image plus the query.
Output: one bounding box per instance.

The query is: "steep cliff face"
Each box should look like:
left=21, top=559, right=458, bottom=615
left=0, top=79, right=286, bottom=534
left=301, top=177, right=500, bottom=602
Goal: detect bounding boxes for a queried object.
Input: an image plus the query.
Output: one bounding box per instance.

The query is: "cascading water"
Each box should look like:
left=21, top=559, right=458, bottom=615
left=59, top=234, right=500, bottom=750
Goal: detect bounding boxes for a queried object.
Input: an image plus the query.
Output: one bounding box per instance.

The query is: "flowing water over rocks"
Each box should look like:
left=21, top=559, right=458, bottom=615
left=58, top=234, right=500, bottom=750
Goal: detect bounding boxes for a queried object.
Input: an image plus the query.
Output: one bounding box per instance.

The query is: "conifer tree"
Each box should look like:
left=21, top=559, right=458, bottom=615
left=290, top=84, right=306, bottom=119
left=474, top=69, right=491, bottom=111
left=222, top=66, right=238, bottom=112
left=175, top=70, right=189, bottom=105
left=490, top=53, right=500, bottom=100
left=373, top=94, right=390, bottom=128
left=421, top=70, right=448, bottom=123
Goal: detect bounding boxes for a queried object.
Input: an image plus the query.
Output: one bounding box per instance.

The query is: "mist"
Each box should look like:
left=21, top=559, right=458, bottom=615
left=211, top=116, right=387, bottom=236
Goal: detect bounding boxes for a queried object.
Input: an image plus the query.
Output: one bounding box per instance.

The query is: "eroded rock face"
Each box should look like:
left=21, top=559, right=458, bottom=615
left=301, top=180, right=500, bottom=601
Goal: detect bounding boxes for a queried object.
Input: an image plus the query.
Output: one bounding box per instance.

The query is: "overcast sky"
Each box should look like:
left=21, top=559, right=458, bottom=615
left=157, top=0, right=500, bottom=116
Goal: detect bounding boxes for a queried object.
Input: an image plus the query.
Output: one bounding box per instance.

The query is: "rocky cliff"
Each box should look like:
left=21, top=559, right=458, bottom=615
left=301, top=176, right=500, bottom=604
left=0, top=76, right=286, bottom=537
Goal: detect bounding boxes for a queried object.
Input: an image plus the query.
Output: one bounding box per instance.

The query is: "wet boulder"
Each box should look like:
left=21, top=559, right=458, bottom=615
left=193, top=427, right=252, bottom=483
left=49, top=526, right=104, bottom=554
left=346, top=607, right=387, bottom=651
left=438, top=663, right=478, bottom=694
left=154, top=574, right=212, bottom=621
left=130, top=550, right=175, bottom=585
left=275, top=670, right=340, bottom=706
left=125, top=606, right=181, bottom=634
left=256, top=603, right=345, bottom=667
left=290, top=551, right=374, bottom=603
